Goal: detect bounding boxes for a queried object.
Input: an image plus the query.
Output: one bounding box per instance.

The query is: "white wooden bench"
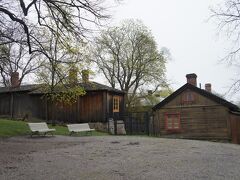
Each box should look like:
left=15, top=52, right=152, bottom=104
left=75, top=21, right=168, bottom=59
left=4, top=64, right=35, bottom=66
left=67, top=123, right=95, bottom=136
left=28, top=122, right=56, bottom=137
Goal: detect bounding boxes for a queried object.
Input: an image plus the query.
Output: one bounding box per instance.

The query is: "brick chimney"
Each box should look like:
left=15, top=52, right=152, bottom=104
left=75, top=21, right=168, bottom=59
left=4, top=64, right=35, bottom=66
left=10, top=72, right=20, bottom=87
left=186, top=73, right=197, bottom=86
left=205, top=83, right=211, bottom=93
left=82, top=70, right=89, bottom=83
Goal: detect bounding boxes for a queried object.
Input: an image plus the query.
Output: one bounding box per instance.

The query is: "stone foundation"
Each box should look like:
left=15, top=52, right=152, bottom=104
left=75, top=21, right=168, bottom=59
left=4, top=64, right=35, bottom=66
left=108, top=119, right=126, bottom=135
left=89, top=122, right=108, bottom=132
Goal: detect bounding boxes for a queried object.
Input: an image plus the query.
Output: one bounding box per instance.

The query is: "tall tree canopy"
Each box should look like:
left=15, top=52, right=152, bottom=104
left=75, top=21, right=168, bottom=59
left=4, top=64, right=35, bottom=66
left=0, top=0, right=111, bottom=54
left=211, top=0, right=240, bottom=94
left=92, top=19, right=168, bottom=107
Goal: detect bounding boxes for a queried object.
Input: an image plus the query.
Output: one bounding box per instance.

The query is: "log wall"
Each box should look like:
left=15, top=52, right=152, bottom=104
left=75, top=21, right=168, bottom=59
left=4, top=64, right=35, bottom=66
left=0, top=90, right=125, bottom=123
left=153, top=89, right=231, bottom=140
left=230, top=112, right=240, bottom=144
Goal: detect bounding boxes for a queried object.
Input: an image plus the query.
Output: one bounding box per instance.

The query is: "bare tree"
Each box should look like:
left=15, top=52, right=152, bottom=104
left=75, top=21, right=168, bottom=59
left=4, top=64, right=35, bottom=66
left=0, top=0, right=113, bottom=54
left=211, top=0, right=240, bottom=94
left=91, top=19, right=168, bottom=107
left=0, top=42, right=41, bottom=87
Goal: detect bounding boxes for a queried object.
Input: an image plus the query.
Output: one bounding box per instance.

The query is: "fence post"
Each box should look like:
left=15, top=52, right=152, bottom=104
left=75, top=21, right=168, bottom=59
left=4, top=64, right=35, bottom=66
left=130, top=113, right=133, bottom=135
left=144, top=112, right=150, bottom=136
left=114, top=118, right=117, bottom=135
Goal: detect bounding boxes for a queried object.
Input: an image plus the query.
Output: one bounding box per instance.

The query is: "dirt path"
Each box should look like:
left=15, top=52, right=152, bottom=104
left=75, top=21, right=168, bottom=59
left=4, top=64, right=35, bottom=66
left=0, top=136, right=240, bottom=180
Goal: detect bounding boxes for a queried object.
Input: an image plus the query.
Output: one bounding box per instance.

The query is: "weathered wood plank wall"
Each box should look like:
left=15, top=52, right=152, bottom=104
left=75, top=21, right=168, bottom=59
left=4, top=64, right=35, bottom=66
left=0, top=93, right=10, bottom=116
left=152, top=90, right=231, bottom=140
left=230, top=113, right=240, bottom=144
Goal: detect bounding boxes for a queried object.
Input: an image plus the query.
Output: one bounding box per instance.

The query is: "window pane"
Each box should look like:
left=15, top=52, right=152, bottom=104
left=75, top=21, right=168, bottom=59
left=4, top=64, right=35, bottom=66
left=167, top=117, right=172, bottom=129
left=173, top=123, right=179, bottom=128
left=113, top=96, right=119, bottom=112
left=166, top=114, right=180, bottom=130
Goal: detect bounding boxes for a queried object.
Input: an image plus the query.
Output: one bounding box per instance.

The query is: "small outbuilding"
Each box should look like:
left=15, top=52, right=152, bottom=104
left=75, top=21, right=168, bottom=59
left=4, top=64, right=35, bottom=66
left=152, top=73, right=240, bottom=142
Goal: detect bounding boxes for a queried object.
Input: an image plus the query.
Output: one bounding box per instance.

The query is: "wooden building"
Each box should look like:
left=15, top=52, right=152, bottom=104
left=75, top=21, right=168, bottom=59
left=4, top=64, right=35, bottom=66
left=152, top=73, right=240, bottom=142
left=0, top=79, right=125, bottom=130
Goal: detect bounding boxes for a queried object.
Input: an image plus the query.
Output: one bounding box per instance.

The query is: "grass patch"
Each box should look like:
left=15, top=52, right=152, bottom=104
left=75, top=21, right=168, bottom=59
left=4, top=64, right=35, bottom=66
left=0, top=119, right=109, bottom=137
left=0, top=119, right=30, bottom=137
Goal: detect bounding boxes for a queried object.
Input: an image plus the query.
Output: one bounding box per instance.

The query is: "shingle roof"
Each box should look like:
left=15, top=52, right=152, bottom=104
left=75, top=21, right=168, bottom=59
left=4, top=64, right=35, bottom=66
left=152, top=83, right=239, bottom=111
left=0, top=84, right=38, bottom=93
left=0, top=82, right=124, bottom=94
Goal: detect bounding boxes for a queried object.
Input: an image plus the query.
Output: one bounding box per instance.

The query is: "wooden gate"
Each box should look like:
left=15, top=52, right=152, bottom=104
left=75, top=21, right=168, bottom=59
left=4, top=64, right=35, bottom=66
left=124, top=112, right=150, bottom=135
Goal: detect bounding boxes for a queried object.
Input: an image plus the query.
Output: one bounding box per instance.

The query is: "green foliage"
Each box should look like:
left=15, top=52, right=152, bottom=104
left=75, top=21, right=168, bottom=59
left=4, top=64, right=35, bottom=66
left=0, top=119, right=30, bottom=137
left=155, top=88, right=174, bottom=98
left=130, top=87, right=174, bottom=109
left=44, top=86, right=86, bottom=105
left=36, top=33, right=88, bottom=106
left=92, top=19, right=169, bottom=107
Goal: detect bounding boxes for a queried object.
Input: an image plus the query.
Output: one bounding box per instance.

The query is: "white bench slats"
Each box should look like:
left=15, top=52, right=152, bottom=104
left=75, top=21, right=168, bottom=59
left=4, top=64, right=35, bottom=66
left=28, top=122, right=56, bottom=137
left=67, top=123, right=94, bottom=135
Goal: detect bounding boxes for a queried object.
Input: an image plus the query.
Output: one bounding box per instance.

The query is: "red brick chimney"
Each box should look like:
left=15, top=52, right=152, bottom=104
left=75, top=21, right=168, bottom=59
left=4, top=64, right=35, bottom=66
left=186, top=73, right=197, bottom=86
left=10, top=72, right=20, bottom=87
left=82, top=70, right=89, bottom=83
left=205, top=83, right=211, bottom=93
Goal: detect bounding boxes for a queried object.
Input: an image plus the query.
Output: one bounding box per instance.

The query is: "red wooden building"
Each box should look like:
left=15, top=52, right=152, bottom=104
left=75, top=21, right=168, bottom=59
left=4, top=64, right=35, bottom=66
left=152, top=73, right=240, bottom=143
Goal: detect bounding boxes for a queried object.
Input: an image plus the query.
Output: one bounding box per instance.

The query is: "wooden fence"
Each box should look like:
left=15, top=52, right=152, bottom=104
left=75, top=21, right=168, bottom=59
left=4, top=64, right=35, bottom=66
left=124, top=112, right=151, bottom=135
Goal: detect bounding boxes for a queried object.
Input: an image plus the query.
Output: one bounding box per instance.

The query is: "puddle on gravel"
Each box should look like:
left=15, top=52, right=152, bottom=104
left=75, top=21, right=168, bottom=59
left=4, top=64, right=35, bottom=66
left=127, top=142, right=140, bottom=145
left=111, top=141, right=120, bottom=144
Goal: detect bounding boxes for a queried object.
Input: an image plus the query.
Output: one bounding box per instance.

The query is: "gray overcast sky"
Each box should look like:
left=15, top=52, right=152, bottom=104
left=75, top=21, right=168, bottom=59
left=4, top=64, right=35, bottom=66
left=97, top=0, right=239, bottom=102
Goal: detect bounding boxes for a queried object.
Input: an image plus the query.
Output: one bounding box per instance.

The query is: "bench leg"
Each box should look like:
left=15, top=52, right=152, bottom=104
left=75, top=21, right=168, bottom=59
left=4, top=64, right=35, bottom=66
left=30, top=131, right=39, bottom=137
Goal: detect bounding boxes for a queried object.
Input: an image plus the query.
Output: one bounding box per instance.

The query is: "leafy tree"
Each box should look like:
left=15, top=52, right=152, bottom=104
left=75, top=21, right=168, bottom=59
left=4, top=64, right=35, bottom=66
left=91, top=19, right=169, bottom=107
left=36, top=29, right=87, bottom=124
left=131, top=88, right=173, bottom=108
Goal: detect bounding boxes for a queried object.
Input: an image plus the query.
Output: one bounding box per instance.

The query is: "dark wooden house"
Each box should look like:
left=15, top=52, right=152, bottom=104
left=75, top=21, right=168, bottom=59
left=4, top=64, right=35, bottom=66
left=152, top=73, right=240, bottom=142
left=0, top=79, right=125, bottom=130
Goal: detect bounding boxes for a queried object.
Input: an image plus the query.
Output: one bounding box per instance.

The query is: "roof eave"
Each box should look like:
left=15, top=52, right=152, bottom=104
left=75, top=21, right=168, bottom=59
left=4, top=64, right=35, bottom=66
left=152, top=83, right=239, bottom=111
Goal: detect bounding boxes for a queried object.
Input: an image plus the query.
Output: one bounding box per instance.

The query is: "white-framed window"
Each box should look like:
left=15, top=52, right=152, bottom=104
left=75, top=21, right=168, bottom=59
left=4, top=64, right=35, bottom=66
left=113, top=96, right=120, bottom=112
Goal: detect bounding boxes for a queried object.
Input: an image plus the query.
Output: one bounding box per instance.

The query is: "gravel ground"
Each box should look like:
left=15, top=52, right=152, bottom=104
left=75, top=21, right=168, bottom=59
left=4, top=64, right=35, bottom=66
left=0, top=135, right=240, bottom=180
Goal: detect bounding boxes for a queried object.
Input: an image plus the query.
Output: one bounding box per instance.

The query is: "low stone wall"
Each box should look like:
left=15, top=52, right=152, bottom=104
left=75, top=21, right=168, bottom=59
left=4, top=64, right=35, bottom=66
left=89, top=122, right=108, bottom=132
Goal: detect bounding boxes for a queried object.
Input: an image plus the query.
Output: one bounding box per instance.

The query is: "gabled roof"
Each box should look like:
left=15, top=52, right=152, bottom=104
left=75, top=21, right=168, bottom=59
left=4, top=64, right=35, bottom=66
left=0, top=82, right=124, bottom=94
left=153, top=83, right=239, bottom=111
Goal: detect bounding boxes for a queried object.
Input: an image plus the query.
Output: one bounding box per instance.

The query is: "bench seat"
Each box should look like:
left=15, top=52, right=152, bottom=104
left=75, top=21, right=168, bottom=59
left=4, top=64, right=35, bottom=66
left=28, top=122, right=56, bottom=137
left=67, top=123, right=95, bottom=135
